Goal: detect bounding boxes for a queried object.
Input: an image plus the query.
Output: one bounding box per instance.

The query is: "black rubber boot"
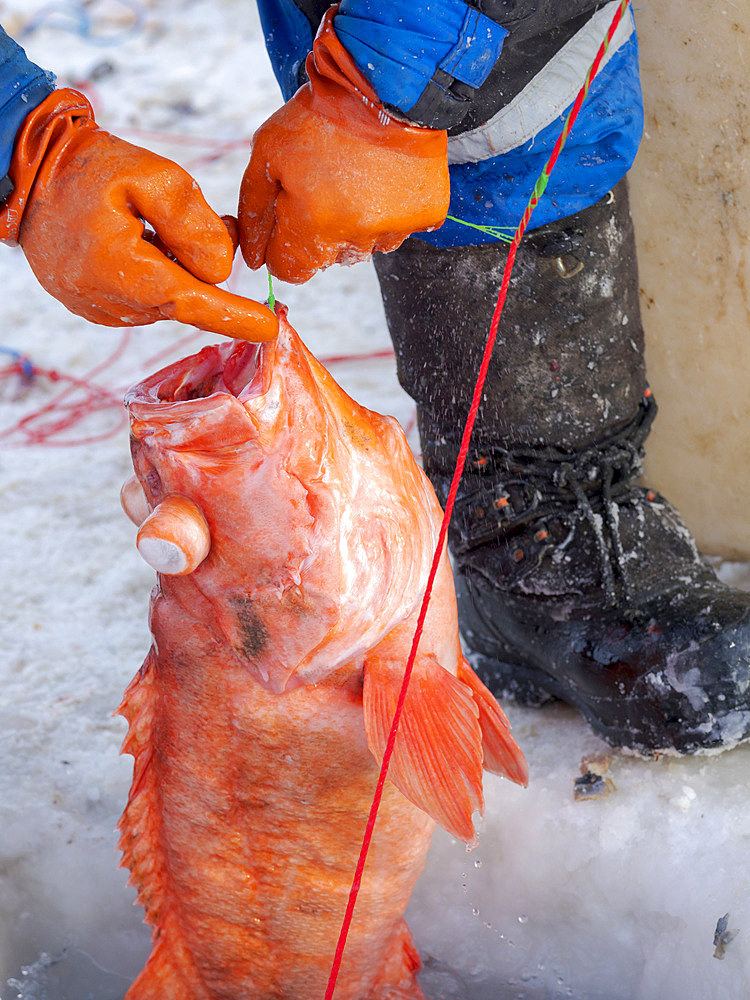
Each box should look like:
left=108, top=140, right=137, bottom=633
left=374, top=180, right=750, bottom=755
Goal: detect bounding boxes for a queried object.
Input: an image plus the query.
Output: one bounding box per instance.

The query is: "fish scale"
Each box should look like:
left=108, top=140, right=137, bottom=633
left=119, top=603, right=433, bottom=999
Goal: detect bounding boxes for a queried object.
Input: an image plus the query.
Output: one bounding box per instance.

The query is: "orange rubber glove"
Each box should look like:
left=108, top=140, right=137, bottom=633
left=0, top=90, right=277, bottom=342
left=238, top=6, right=450, bottom=284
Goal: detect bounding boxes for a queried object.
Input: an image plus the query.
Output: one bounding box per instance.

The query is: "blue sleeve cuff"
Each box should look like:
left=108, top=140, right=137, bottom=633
left=0, top=27, right=56, bottom=181
left=335, top=0, right=508, bottom=118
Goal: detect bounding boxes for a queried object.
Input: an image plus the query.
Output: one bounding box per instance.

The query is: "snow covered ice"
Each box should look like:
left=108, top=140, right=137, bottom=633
left=1, top=2, right=750, bottom=999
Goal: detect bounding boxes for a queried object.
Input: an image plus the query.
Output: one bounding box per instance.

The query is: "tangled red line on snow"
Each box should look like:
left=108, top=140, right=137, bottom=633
left=0, top=332, right=131, bottom=448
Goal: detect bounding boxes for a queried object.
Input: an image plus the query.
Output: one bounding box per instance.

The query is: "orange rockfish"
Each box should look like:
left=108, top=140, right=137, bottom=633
left=118, top=307, right=527, bottom=1000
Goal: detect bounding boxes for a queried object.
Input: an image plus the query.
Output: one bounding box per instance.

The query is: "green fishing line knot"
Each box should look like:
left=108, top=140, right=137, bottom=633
left=267, top=269, right=276, bottom=314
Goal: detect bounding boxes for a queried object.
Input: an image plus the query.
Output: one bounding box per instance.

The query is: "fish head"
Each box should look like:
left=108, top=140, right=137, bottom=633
left=125, top=307, right=440, bottom=692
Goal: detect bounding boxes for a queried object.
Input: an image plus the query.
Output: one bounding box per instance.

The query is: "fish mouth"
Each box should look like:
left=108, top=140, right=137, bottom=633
left=141, top=339, right=267, bottom=405
left=125, top=331, right=280, bottom=452
left=128, top=304, right=293, bottom=411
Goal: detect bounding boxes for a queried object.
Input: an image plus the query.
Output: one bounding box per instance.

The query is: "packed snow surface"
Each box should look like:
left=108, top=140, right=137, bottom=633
left=1, top=2, right=749, bottom=999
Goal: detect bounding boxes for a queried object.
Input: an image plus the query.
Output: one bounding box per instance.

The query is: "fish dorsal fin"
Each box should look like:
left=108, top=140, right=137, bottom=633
left=363, top=652, right=485, bottom=844
left=457, top=659, right=529, bottom=788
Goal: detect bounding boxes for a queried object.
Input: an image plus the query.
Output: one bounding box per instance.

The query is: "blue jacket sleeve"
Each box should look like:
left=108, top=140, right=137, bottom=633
left=0, top=27, right=56, bottom=195
left=334, top=0, right=508, bottom=128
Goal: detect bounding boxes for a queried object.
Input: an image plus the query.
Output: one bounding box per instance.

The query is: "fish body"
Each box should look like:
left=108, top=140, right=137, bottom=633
left=119, top=309, right=527, bottom=1000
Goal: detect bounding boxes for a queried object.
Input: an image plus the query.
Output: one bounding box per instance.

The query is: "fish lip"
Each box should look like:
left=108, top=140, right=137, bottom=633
left=126, top=305, right=291, bottom=413
left=124, top=336, right=277, bottom=453
left=125, top=312, right=299, bottom=456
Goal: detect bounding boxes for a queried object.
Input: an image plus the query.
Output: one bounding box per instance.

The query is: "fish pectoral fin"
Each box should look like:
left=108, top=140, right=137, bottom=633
left=457, top=658, right=529, bottom=788
left=362, top=652, right=485, bottom=845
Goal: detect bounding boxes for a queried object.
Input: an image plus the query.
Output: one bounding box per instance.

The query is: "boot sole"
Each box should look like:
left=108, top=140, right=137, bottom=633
left=467, top=650, right=750, bottom=757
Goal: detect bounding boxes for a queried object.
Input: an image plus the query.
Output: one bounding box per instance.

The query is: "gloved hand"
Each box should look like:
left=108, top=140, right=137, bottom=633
left=1, top=89, right=277, bottom=342
left=238, top=6, right=450, bottom=284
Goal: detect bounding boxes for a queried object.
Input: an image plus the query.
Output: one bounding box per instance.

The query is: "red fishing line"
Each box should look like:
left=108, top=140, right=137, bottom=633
left=323, top=2, right=633, bottom=996
left=319, top=348, right=394, bottom=365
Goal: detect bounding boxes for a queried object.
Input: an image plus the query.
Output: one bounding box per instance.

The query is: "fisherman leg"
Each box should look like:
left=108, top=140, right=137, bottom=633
left=373, top=179, right=750, bottom=755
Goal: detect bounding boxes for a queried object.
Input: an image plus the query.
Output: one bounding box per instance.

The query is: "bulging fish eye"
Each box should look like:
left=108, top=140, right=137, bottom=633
left=136, top=494, right=211, bottom=576
left=120, top=475, right=151, bottom=526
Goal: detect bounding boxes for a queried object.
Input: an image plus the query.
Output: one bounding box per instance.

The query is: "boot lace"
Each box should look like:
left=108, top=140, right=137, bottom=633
left=435, top=394, right=657, bottom=605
